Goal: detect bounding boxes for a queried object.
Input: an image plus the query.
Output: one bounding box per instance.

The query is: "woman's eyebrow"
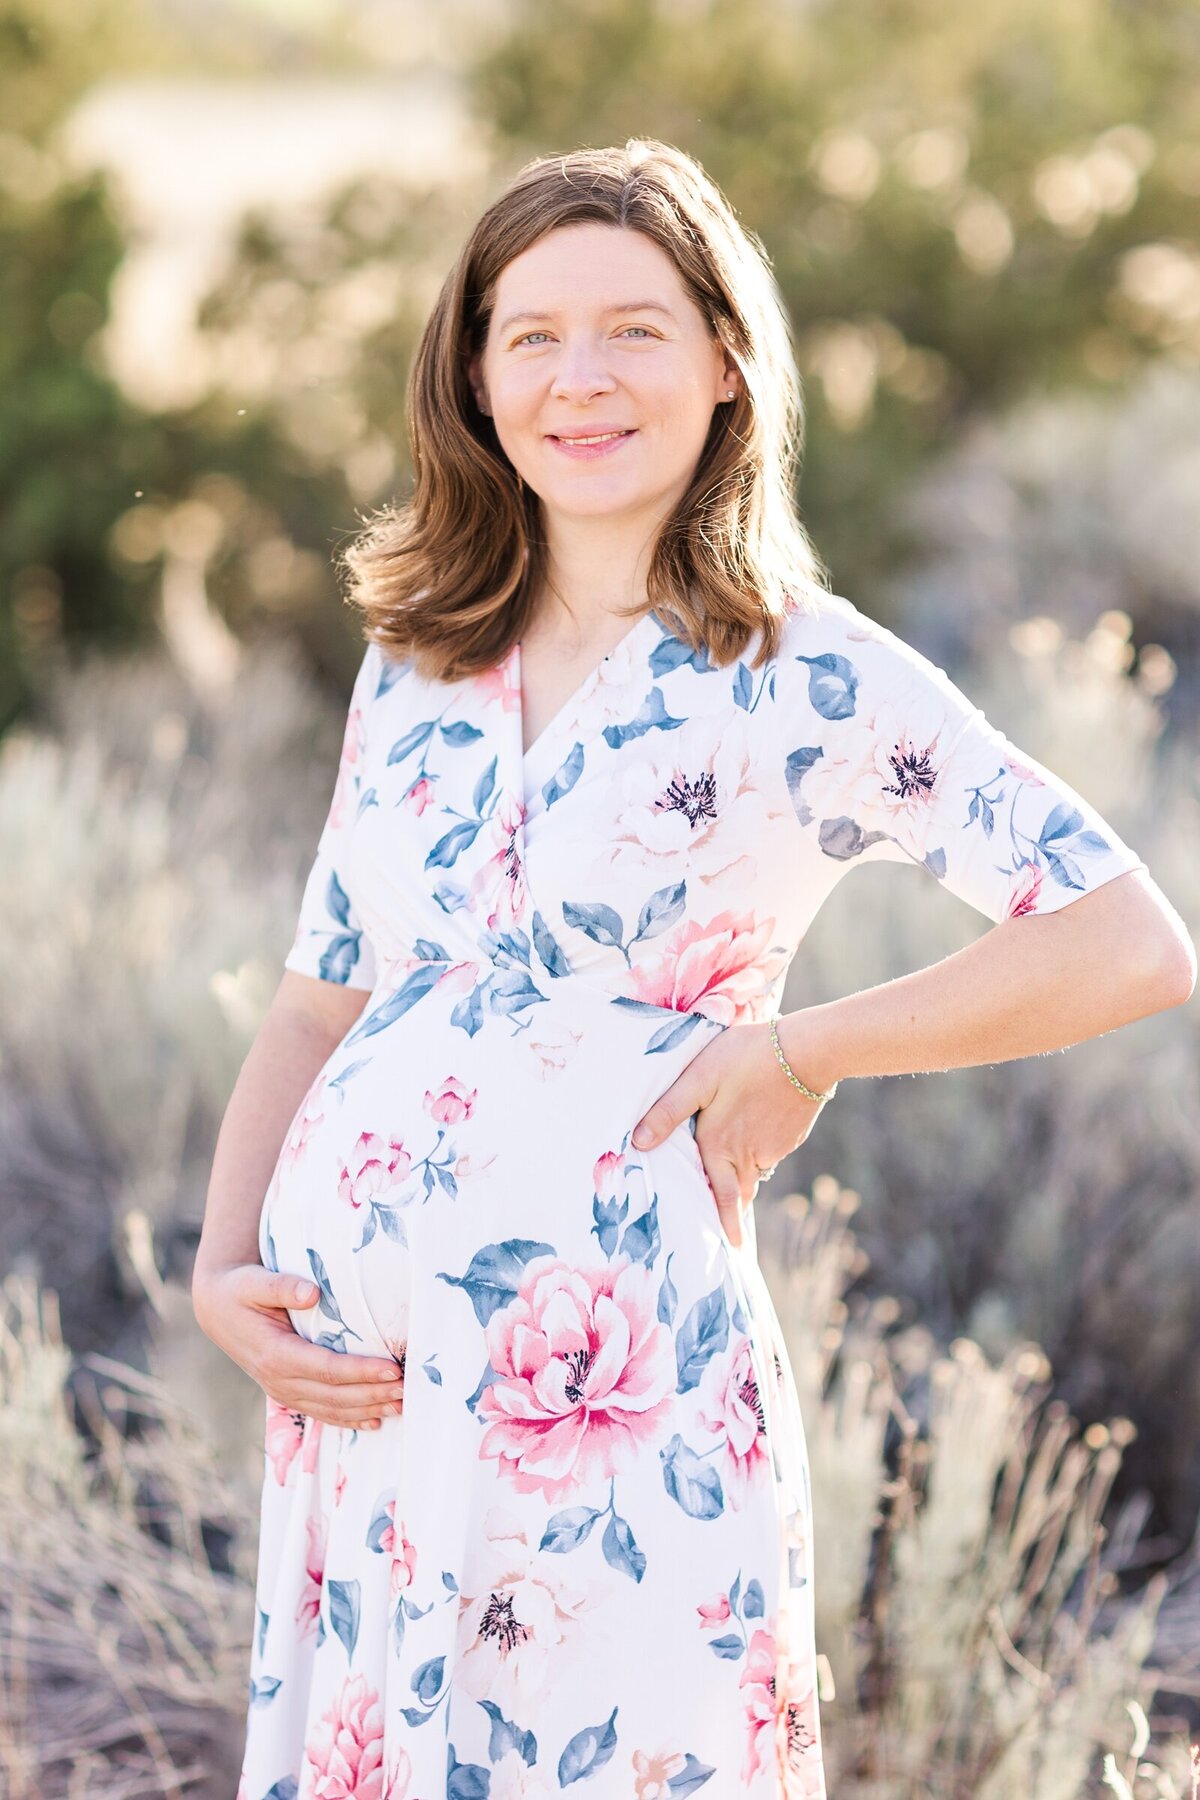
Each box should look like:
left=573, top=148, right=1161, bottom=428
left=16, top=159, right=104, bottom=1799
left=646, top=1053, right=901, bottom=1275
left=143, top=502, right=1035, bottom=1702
left=496, top=300, right=677, bottom=334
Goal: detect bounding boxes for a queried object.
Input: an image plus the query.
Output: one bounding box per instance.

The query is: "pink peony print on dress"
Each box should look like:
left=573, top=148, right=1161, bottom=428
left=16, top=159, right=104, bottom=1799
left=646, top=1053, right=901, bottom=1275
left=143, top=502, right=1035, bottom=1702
left=302, top=1672, right=385, bottom=1800
left=477, top=1254, right=677, bottom=1502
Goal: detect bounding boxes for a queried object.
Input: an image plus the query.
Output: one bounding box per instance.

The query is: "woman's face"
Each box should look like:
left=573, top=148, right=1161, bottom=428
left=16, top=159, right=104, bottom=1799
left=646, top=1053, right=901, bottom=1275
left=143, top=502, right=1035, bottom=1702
left=469, top=222, right=739, bottom=528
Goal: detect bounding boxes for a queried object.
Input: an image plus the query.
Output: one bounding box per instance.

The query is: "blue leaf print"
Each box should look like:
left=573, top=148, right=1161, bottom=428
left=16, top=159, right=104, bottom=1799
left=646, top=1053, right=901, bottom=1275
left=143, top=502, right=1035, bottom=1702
left=561, top=899, right=625, bottom=950
left=649, top=632, right=716, bottom=677
left=325, top=868, right=353, bottom=927
left=472, top=757, right=497, bottom=815
left=306, top=1250, right=360, bottom=1340
left=818, top=816, right=895, bottom=862
left=743, top=1577, right=765, bottom=1617
left=634, top=882, right=687, bottom=943
left=540, top=1506, right=603, bottom=1553
left=423, top=1356, right=442, bottom=1385
left=592, top=1192, right=629, bottom=1259
left=327, top=1578, right=360, bottom=1660
left=783, top=744, right=822, bottom=823
left=532, top=909, right=572, bottom=977
left=450, top=983, right=485, bottom=1035
left=344, top=962, right=445, bottom=1044
left=426, top=818, right=483, bottom=871
left=676, top=1286, right=730, bottom=1392
left=375, top=1204, right=409, bottom=1246
left=541, top=739, right=586, bottom=808
left=249, top=1674, right=281, bottom=1705
left=327, top=1056, right=372, bottom=1100
left=446, top=1745, right=490, bottom=1798
left=667, top=1752, right=716, bottom=1792
left=619, top=1199, right=660, bottom=1269
left=465, top=1361, right=504, bottom=1415
left=732, top=662, right=753, bottom=711
left=660, top=1434, right=725, bottom=1520
left=375, top=656, right=403, bottom=698
left=644, top=1010, right=706, bottom=1054
left=924, top=845, right=947, bottom=879
left=386, top=719, right=435, bottom=764
left=262, top=1781, right=299, bottom=1800
left=437, top=1239, right=556, bottom=1326
left=602, top=686, right=688, bottom=748
left=795, top=651, right=859, bottom=720
left=487, top=967, right=549, bottom=1019
left=657, top=1252, right=678, bottom=1325
left=558, top=1706, right=619, bottom=1785
left=479, top=1697, right=538, bottom=1767
left=1039, top=802, right=1084, bottom=844
left=263, top=1229, right=278, bottom=1275
left=602, top=1511, right=646, bottom=1582
left=255, top=1605, right=269, bottom=1656
left=708, top=1634, right=744, bottom=1660
left=413, top=1655, right=446, bottom=1703
left=729, top=1571, right=742, bottom=1612
left=354, top=1206, right=378, bottom=1252
left=441, top=718, right=485, bottom=747
left=413, top=936, right=452, bottom=961
left=318, top=931, right=366, bottom=984
left=1044, top=848, right=1085, bottom=890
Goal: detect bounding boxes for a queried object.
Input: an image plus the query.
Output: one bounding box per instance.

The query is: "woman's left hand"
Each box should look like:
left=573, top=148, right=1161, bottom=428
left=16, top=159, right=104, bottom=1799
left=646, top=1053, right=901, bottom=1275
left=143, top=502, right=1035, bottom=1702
left=629, top=1018, right=831, bottom=1249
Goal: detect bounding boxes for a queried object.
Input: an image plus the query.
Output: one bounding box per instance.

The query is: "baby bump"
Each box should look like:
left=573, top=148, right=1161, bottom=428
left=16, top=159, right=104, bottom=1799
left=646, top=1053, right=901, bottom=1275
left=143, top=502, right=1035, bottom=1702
left=257, top=1069, right=436, bottom=1361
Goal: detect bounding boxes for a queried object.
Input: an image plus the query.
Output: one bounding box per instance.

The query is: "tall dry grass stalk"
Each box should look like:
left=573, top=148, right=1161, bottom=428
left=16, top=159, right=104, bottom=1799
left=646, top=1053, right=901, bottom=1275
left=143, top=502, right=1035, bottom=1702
left=756, top=1176, right=1200, bottom=1799
left=0, top=1275, right=253, bottom=1800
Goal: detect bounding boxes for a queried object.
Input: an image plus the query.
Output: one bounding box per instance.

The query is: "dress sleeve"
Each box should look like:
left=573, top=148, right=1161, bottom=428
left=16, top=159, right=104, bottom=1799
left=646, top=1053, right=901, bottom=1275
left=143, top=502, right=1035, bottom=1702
left=283, top=640, right=380, bottom=990
left=775, top=601, right=1149, bottom=925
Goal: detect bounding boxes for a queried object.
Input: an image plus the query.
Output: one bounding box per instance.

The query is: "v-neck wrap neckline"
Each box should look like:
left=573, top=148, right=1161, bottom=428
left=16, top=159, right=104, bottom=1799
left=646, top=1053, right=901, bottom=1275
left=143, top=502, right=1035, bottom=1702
left=511, top=606, right=663, bottom=801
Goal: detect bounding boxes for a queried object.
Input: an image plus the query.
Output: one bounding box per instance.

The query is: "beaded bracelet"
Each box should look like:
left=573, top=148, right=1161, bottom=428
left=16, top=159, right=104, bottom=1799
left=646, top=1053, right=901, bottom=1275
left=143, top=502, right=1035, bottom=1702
left=768, top=1013, right=838, bottom=1105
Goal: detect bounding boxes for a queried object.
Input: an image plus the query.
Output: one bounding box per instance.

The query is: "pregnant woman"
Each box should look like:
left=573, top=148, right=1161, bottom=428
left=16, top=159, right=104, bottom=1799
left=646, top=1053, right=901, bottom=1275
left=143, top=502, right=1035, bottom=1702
left=193, top=139, right=1194, bottom=1800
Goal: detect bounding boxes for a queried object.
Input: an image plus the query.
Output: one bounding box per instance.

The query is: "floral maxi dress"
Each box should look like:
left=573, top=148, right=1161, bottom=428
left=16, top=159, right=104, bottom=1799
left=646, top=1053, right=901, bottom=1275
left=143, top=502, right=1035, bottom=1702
left=239, top=587, right=1147, bottom=1800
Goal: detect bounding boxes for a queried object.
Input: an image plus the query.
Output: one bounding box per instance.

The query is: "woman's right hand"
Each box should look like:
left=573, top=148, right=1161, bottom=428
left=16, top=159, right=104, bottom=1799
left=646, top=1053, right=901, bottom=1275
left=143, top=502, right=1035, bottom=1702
left=192, top=1262, right=405, bottom=1430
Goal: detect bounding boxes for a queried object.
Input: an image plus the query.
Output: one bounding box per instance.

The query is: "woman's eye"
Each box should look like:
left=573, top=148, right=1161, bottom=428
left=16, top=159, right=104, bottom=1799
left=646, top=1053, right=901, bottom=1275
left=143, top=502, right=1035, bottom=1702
left=512, top=326, right=656, bottom=347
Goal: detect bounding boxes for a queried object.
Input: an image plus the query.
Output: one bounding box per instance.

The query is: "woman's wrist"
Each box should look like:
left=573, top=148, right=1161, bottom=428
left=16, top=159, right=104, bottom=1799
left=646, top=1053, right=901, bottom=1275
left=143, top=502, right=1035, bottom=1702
left=773, top=1004, right=847, bottom=1098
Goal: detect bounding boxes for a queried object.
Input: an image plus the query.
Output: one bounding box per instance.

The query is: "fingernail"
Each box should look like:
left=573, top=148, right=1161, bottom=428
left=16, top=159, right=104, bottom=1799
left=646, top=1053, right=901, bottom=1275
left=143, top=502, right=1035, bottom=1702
left=632, top=1125, right=651, bottom=1148
left=294, top=1283, right=317, bottom=1303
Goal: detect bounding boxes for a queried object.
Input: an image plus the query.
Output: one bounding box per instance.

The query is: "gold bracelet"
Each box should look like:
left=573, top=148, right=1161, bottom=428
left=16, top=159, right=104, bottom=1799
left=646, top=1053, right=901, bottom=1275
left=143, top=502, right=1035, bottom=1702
left=769, top=1014, right=838, bottom=1104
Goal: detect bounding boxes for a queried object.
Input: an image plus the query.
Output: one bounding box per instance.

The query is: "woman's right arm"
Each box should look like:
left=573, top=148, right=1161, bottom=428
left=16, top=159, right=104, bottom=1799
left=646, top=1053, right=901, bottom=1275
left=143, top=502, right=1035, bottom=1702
left=191, top=970, right=405, bottom=1430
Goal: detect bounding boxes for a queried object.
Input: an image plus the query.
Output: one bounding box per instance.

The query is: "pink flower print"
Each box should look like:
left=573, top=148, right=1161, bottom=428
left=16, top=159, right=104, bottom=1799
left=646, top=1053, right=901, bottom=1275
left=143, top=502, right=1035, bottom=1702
left=455, top=1505, right=599, bottom=1717
left=697, top=1592, right=732, bottom=1630
left=1007, top=860, right=1044, bottom=919
left=632, top=1746, right=690, bottom=1799
left=424, top=1075, right=477, bottom=1125
left=628, top=909, right=775, bottom=1028
left=265, top=1399, right=323, bottom=1485
left=333, top=1462, right=347, bottom=1508
left=801, top=686, right=956, bottom=844
left=695, top=1336, right=770, bottom=1509
left=592, top=1148, right=625, bottom=1207
left=776, top=1651, right=824, bottom=1800
left=295, top=1510, right=326, bottom=1637
left=488, top=1747, right=555, bottom=1798
left=453, top=1149, right=498, bottom=1179
left=527, top=1022, right=583, bottom=1078
left=477, top=1255, right=676, bottom=1501
left=475, top=653, right=521, bottom=714
left=739, top=1623, right=781, bottom=1786
left=389, top=1526, right=418, bottom=1606
left=338, top=1131, right=411, bottom=1210
left=327, top=703, right=365, bottom=831
left=401, top=775, right=436, bottom=814
left=279, top=1071, right=327, bottom=1175
left=1004, top=754, right=1044, bottom=785
left=601, top=715, right=763, bottom=891
left=382, top=1742, right=414, bottom=1800
left=303, top=1672, right=385, bottom=1800
left=467, top=789, right=529, bottom=933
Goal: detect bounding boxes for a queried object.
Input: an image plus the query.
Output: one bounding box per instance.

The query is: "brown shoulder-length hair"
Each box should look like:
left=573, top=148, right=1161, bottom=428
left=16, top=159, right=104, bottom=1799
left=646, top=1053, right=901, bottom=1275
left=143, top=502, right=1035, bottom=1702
left=339, top=137, right=830, bottom=682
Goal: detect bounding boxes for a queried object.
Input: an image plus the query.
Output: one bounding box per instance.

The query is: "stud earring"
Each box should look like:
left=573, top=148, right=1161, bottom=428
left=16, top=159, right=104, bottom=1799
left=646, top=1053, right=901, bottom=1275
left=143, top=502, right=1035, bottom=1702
left=726, top=390, right=734, bottom=399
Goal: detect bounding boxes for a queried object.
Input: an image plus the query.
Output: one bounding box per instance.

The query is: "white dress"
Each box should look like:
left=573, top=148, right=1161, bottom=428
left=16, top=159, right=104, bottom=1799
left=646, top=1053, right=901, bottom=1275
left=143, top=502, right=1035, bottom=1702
left=238, top=586, right=1146, bottom=1800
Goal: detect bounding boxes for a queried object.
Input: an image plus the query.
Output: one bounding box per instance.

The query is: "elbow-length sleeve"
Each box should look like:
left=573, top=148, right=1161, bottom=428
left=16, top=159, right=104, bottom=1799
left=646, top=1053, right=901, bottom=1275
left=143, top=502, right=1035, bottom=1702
left=283, top=640, right=380, bottom=990
left=774, top=598, right=1149, bottom=925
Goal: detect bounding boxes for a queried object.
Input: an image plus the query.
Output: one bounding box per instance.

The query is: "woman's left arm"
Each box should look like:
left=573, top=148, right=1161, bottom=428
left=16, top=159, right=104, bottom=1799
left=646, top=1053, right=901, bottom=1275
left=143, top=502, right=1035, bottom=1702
left=631, top=868, right=1194, bottom=1248
left=780, top=864, right=1193, bottom=1087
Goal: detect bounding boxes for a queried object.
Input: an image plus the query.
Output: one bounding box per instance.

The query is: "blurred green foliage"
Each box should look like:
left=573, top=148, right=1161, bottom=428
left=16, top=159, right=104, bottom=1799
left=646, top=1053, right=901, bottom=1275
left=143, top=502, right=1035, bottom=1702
left=2, top=0, right=1199, bottom=718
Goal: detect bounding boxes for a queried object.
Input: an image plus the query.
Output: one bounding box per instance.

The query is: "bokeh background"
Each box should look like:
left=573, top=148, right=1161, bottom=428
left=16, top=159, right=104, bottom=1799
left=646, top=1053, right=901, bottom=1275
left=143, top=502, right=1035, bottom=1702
left=1, top=1, right=1198, bottom=1794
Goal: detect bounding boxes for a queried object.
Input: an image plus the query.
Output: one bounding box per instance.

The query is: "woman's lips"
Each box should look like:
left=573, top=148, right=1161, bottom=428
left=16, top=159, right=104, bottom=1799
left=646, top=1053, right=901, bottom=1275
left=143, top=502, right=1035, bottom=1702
left=547, top=429, right=638, bottom=461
